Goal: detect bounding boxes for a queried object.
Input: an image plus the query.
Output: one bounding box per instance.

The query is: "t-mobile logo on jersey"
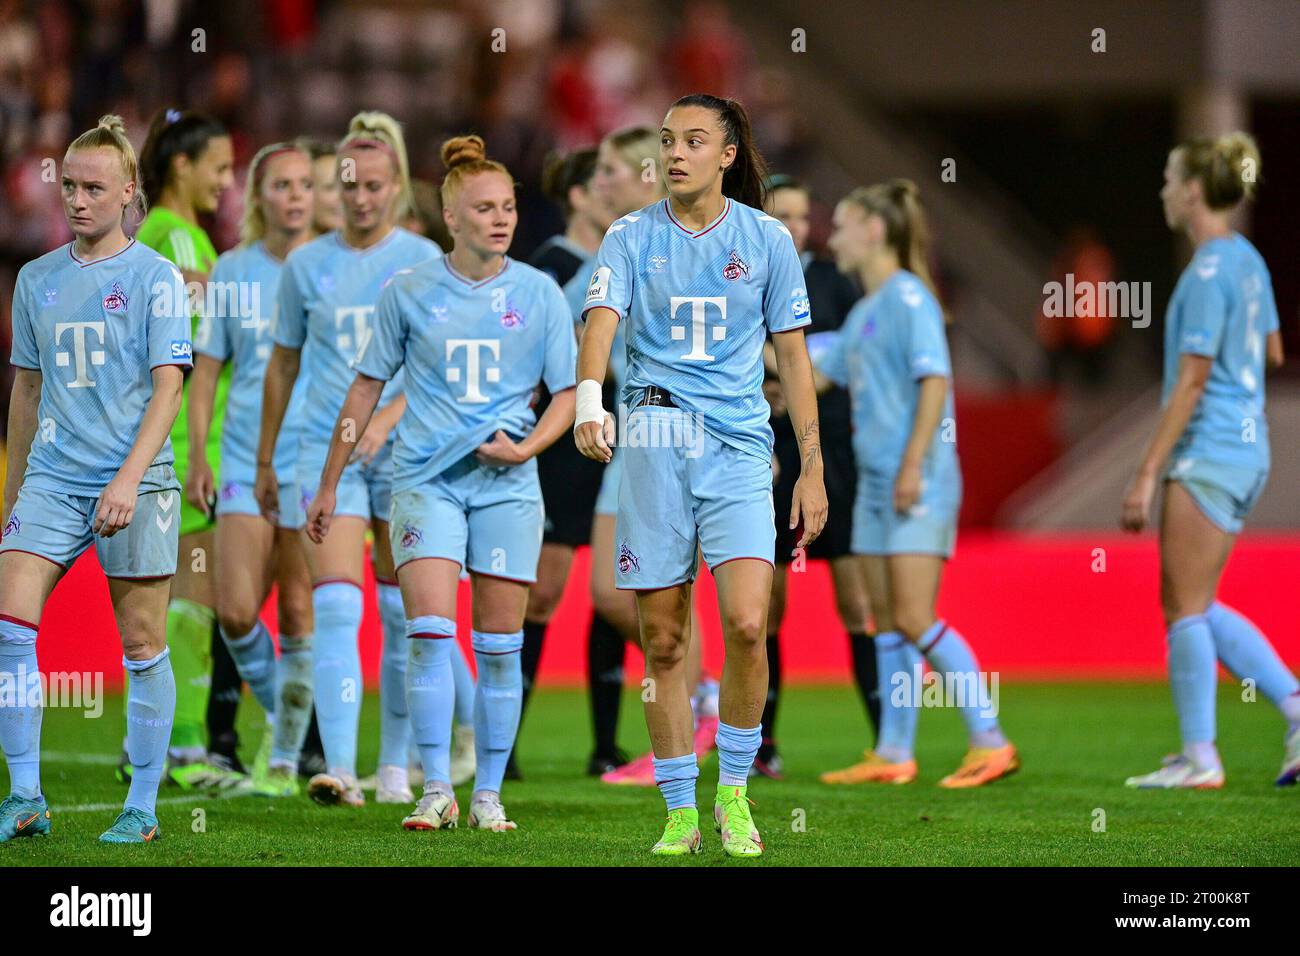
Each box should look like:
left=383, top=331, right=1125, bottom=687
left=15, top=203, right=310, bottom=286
left=445, top=338, right=500, bottom=404
left=335, top=305, right=375, bottom=356
left=53, top=320, right=107, bottom=388
left=670, top=296, right=726, bottom=362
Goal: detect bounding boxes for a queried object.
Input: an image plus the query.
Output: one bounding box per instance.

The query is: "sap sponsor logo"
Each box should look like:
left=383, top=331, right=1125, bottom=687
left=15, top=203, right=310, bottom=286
left=170, top=340, right=193, bottom=360
left=49, top=886, right=152, bottom=936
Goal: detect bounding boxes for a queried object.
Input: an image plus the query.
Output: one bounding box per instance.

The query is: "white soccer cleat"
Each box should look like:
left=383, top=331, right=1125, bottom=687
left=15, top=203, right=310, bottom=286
left=467, top=793, right=517, bottom=831
left=402, top=784, right=459, bottom=831
left=308, top=770, right=366, bottom=807
left=1125, top=754, right=1224, bottom=790
left=1276, top=726, right=1300, bottom=787
left=375, top=763, right=414, bottom=804
left=450, top=725, right=476, bottom=786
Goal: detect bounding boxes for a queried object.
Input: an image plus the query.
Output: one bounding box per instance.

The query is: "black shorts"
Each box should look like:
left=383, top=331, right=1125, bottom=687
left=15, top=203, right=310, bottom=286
left=537, top=423, right=604, bottom=547
left=773, top=435, right=856, bottom=562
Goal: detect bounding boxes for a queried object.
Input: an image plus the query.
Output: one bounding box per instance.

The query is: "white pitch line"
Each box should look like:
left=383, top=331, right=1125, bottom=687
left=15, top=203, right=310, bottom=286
left=50, top=791, right=257, bottom=814
left=42, top=751, right=119, bottom=766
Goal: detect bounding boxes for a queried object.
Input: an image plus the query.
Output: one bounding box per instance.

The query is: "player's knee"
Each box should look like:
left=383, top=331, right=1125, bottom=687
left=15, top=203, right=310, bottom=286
left=723, top=607, right=766, bottom=653
left=642, top=624, right=687, bottom=671
left=892, top=609, right=934, bottom=644
left=216, top=604, right=260, bottom=640
left=526, top=581, right=563, bottom=622
left=834, top=594, right=869, bottom=633
left=277, top=591, right=313, bottom=637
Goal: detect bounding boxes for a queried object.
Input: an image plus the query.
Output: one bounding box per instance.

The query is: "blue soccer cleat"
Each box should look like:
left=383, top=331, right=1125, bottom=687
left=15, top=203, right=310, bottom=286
left=0, top=793, right=52, bottom=842
left=98, top=808, right=161, bottom=844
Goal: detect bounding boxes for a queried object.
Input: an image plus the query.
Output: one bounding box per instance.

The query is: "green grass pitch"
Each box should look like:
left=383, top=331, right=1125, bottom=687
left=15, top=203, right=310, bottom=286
left=5, top=682, right=1298, bottom=866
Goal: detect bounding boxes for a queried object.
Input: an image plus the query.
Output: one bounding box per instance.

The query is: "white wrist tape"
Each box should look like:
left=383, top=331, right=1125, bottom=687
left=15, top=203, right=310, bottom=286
left=574, top=379, right=607, bottom=429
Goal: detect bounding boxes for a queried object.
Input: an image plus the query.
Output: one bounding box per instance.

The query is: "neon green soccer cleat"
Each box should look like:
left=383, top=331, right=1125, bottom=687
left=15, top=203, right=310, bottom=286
left=714, top=785, right=764, bottom=858
left=650, top=807, right=702, bottom=856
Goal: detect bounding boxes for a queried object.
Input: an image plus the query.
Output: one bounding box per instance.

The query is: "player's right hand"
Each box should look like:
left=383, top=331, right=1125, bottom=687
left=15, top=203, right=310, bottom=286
left=305, top=485, right=336, bottom=544
left=254, top=462, right=280, bottom=523
left=574, top=412, right=616, bottom=464
left=95, top=472, right=140, bottom=537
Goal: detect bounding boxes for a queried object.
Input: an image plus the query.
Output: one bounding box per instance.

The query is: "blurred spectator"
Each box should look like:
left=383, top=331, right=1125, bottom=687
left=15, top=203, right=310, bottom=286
left=1037, top=225, right=1118, bottom=387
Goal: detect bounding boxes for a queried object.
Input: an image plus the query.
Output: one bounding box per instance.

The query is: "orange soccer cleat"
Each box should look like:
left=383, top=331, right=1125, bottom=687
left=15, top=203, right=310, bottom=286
left=819, top=750, right=918, bottom=785
left=938, top=743, right=1020, bottom=789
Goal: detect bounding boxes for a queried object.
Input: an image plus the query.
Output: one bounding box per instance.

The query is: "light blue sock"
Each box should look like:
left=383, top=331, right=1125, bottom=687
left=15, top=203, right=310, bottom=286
left=450, top=638, right=476, bottom=726
left=123, top=648, right=175, bottom=815
left=875, top=631, right=922, bottom=761
left=312, top=581, right=363, bottom=777
left=407, top=616, right=457, bottom=785
left=219, top=619, right=276, bottom=714
left=653, top=752, right=699, bottom=811
left=376, top=583, right=411, bottom=767
left=1167, top=614, right=1218, bottom=748
left=272, top=633, right=314, bottom=766
left=472, top=629, right=524, bottom=794
left=1207, top=602, right=1300, bottom=723
left=716, top=721, right=761, bottom=787
left=0, top=617, right=42, bottom=799
left=918, top=620, right=1005, bottom=747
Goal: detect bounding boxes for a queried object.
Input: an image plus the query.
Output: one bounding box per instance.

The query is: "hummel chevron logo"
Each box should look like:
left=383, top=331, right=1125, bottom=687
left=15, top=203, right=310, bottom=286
left=155, top=493, right=175, bottom=532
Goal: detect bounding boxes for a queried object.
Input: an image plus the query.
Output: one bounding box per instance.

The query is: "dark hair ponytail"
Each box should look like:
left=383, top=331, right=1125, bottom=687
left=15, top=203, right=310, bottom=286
left=669, top=93, right=769, bottom=210
left=541, top=147, right=598, bottom=216
left=139, top=108, right=227, bottom=206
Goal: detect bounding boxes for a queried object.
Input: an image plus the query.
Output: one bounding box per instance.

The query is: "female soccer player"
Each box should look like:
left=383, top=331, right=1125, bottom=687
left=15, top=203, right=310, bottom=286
left=758, top=175, right=874, bottom=780
left=307, top=134, right=577, bottom=832
left=300, top=137, right=344, bottom=236
left=132, top=107, right=243, bottom=790
left=513, top=146, right=615, bottom=778
left=186, top=142, right=317, bottom=797
left=564, top=127, right=719, bottom=787
left=258, top=112, right=442, bottom=808
left=0, top=116, right=190, bottom=843
left=575, top=95, right=826, bottom=858
left=813, top=180, right=1018, bottom=789
left=1121, top=133, right=1300, bottom=789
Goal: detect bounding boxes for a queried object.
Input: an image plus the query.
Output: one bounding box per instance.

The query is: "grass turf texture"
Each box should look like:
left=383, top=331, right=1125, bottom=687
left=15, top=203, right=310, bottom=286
left=4, top=682, right=1298, bottom=866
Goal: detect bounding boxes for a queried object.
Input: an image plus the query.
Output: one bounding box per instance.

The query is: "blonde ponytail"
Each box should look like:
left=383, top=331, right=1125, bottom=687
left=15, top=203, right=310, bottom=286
left=339, top=111, right=413, bottom=219
left=1176, top=131, right=1261, bottom=210
left=844, top=178, right=942, bottom=315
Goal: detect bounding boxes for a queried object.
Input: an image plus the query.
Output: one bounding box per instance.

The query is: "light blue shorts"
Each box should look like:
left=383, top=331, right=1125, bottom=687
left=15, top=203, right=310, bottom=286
left=298, top=439, right=394, bottom=524
left=1166, top=456, right=1268, bottom=534
left=215, top=474, right=302, bottom=529
left=0, top=464, right=181, bottom=578
left=389, top=455, right=544, bottom=583
left=594, top=447, right=623, bottom=517
left=615, top=406, right=774, bottom=590
left=850, top=470, right=961, bottom=558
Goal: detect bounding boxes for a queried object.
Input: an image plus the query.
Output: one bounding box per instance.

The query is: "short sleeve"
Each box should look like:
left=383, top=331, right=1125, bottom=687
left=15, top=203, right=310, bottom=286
left=762, top=222, right=812, bottom=333
left=1177, top=264, right=1228, bottom=358
left=352, top=277, right=407, bottom=382
left=9, top=271, right=38, bottom=370
left=1259, top=272, right=1280, bottom=336
left=809, top=329, right=848, bottom=386
left=194, top=257, right=232, bottom=361
left=580, top=222, right=633, bottom=322
left=148, top=262, right=193, bottom=370
left=903, top=282, right=950, bottom=379
left=273, top=256, right=308, bottom=349
left=541, top=278, right=579, bottom=393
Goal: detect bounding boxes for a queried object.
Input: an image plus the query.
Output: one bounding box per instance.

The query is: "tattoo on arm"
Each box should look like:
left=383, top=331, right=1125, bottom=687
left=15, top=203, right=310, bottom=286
left=799, top=418, right=821, bottom=468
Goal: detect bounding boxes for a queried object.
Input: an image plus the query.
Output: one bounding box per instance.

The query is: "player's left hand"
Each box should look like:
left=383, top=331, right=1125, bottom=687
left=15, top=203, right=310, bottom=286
left=1121, top=470, right=1156, bottom=533
left=893, top=461, right=923, bottom=514
left=476, top=430, right=528, bottom=467
left=790, top=471, right=828, bottom=550
left=351, top=420, right=390, bottom=465
left=305, top=485, right=336, bottom=544
left=95, top=472, right=140, bottom=537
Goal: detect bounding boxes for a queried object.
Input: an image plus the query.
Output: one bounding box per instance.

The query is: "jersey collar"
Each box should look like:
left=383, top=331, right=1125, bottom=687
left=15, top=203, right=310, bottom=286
left=664, top=197, right=731, bottom=238
left=443, top=255, right=511, bottom=289
left=68, top=238, right=136, bottom=268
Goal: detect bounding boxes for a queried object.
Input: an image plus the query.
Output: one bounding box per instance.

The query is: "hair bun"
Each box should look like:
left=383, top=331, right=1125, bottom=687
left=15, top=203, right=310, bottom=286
left=441, top=135, right=487, bottom=171
left=97, top=114, right=127, bottom=135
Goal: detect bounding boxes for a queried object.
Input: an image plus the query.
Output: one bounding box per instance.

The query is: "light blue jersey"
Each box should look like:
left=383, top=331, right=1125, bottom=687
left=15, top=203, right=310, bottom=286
left=8, top=239, right=191, bottom=496
left=581, top=198, right=809, bottom=461
left=273, top=228, right=442, bottom=453
left=1163, top=233, right=1277, bottom=470
left=355, top=256, right=578, bottom=493
left=196, top=241, right=309, bottom=486
left=816, top=270, right=958, bottom=485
